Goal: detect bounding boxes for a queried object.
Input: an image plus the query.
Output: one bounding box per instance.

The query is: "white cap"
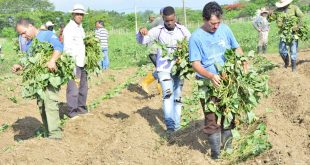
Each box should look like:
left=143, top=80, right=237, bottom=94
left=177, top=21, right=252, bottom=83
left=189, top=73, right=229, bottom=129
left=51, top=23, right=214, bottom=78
left=45, top=21, right=54, bottom=27
left=260, top=7, right=269, bottom=14
left=69, top=4, right=88, bottom=14
left=275, top=0, right=293, bottom=8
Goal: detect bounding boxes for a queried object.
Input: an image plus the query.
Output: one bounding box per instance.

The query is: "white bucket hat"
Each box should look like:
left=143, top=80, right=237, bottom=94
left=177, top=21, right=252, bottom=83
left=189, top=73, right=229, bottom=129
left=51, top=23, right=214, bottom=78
left=69, top=4, right=88, bottom=14
left=45, top=21, right=54, bottom=27
left=260, top=7, right=269, bottom=14
left=275, top=0, right=293, bottom=8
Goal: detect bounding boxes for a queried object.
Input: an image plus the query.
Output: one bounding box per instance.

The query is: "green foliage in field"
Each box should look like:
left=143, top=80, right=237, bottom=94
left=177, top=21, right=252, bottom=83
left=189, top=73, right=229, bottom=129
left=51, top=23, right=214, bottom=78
left=84, top=32, right=102, bottom=75
left=0, top=123, right=9, bottom=133
left=222, top=121, right=272, bottom=162
left=20, top=39, right=75, bottom=99
left=198, top=50, right=275, bottom=128
left=228, top=15, right=310, bottom=53
left=108, top=32, right=148, bottom=69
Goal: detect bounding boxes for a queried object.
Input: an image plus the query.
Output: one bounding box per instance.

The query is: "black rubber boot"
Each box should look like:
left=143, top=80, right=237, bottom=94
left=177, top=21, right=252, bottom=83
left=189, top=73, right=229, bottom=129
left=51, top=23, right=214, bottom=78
left=262, top=44, right=267, bottom=54
left=257, top=46, right=262, bottom=54
left=208, top=132, right=221, bottom=159
left=222, top=130, right=233, bottom=150
left=292, top=60, right=296, bottom=72
left=283, top=56, right=290, bottom=68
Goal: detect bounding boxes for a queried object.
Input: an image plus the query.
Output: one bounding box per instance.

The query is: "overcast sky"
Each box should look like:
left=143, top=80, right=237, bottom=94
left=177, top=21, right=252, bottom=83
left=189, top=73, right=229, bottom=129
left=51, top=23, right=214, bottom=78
left=49, top=0, right=237, bottom=13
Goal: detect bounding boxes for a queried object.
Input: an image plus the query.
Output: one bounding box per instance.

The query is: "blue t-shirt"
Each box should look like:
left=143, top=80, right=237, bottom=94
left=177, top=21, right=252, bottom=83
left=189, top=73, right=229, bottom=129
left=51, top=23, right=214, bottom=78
left=26, top=30, right=63, bottom=53
left=189, top=23, right=239, bottom=78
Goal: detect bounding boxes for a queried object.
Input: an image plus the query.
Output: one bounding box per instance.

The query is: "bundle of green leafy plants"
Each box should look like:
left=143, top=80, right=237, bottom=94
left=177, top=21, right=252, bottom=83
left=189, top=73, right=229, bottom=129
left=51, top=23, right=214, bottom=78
left=197, top=50, right=276, bottom=128
left=20, top=38, right=75, bottom=99
left=84, top=32, right=102, bottom=75
left=274, top=14, right=309, bottom=44
left=222, top=120, right=272, bottom=162
left=157, top=38, right=195, bottom=79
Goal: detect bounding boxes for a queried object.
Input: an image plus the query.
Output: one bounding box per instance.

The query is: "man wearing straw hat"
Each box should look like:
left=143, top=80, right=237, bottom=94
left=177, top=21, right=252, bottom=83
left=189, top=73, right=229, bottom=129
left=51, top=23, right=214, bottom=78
left=63, top=4, right=89, bottom=118
left=272, top=0, right=303, bottom=72
left=253, top=8, right=270, bottom=54
left=45, top=21, right=55, bottom=33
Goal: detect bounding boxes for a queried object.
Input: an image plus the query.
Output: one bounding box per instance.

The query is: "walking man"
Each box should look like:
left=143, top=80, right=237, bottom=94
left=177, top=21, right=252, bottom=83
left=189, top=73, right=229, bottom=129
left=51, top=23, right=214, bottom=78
left=272, top=0, right=304, bottom=71
left=189, top=2, right=247, bottom=159
left=13, top=18, right=63, bottom=139
left=137, top=6, right=191, bottom=133
left=63, top=4, right=89, bottom=118
left=253, top=8, right=270, bottom=54
left=95, top=20, right=109, bottom=70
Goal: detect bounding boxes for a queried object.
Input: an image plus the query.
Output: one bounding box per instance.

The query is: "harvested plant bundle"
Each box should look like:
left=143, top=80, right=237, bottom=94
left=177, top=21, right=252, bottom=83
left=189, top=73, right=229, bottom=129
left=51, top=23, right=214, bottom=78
left=160, top=38, right=194, bottom=79
left=276, top=14, right=309, bottom=43
left=20, top=38, right=75, bottom=99
left=198, top=50, right=276, bottom=128
left=84, top=32, right=102, bottom=75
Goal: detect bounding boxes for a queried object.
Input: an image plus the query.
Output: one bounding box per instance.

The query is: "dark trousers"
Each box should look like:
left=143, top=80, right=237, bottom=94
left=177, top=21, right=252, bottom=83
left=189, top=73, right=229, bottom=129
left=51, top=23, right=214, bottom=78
left=66, top=66, right=88, bottom=115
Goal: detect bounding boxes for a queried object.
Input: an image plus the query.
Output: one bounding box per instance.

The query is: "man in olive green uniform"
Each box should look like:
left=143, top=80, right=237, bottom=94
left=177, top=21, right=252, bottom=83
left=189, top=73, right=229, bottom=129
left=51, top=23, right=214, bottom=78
left=13, top=18, right=63, bottom=139
left=272, top=0, right=303, bottom=72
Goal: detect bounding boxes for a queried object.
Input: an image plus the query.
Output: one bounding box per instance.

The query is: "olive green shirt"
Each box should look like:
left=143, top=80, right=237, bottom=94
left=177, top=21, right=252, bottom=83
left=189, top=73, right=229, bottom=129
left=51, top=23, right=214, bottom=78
left=274, top=4, right=304, bottom=27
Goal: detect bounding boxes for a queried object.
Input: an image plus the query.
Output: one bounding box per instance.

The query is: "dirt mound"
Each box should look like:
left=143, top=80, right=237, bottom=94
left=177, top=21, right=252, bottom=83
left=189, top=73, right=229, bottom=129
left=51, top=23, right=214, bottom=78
left=0, top=51, right=309, bottom=164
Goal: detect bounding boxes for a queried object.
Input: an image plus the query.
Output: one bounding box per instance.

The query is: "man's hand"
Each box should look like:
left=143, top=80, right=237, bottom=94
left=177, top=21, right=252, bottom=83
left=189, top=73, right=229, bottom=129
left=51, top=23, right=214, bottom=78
left=292, top=25, right=299, bottom=32
left=139, top=27, right=148, bottom=36
left=210, top=74, right=221, bottom=87
left=12, top=64, right=22, bottom=73
left=47, top=59, right=57, bottom=72
left=242, top=61, right=249, bottom=73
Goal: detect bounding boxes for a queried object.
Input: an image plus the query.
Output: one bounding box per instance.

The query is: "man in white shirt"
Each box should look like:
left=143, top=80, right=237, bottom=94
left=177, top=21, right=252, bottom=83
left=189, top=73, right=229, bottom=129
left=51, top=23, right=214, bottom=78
left=137, top=6, right=191, bottom=133
left=63, top=4, right=88, bottom=118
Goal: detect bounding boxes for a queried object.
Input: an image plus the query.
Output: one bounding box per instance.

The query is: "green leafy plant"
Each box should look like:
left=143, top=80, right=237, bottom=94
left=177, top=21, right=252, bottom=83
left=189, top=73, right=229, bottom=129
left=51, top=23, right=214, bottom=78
left=222, top=120, right=272, bottom=162
left=20, top=38, right=75, bottom=99
left=84, top=32, right=103, bottom=75
left=0, top=123, right=9, bottom=133
left=9, top=96, right=17, bottom=103
left=198, top=50, right=276, bottom=128
left=155, top=38, right=195, bottom=80
left=275, top=14, right=309, bottom=43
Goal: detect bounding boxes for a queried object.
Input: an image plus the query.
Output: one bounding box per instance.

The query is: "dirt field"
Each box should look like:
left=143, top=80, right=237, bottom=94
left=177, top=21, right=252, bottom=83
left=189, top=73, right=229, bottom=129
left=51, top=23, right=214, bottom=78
left=0, top=50, right=309, bottom=165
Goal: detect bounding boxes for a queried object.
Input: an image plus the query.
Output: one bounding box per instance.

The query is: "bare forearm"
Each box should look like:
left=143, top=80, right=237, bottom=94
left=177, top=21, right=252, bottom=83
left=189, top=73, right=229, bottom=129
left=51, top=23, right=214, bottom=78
left=236, top=47, right=243, bottom=55
left=192, top=61, right=214, bottom=79
left=50, top=50, right=61, bottom=62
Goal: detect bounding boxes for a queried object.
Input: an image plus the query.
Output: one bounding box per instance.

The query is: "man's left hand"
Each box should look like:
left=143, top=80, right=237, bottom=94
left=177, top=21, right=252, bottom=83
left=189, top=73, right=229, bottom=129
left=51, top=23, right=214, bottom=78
left=47, top=59, right=57, bottom=72
left=292, top=25, right=299, bottom=32
left=242, top=61, right=249, bottom=73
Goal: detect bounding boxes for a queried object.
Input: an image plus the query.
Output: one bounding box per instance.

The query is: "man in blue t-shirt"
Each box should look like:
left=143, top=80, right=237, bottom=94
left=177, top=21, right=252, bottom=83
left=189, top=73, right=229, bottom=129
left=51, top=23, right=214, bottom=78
left=12, top=18, right=63, bottom=140
left=189, top=2, right=247, bottom=159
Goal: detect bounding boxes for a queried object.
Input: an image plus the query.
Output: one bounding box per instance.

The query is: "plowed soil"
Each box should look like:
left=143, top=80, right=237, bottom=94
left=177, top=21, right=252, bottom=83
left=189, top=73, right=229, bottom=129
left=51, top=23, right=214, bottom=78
left=0, top=50, right=309, bottom=165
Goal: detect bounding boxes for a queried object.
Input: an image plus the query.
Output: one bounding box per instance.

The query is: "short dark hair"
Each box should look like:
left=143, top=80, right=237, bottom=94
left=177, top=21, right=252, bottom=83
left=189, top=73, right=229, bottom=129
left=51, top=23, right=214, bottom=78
left=96, top=20, right=104, bottom=27
left=162, top=6, right=175, bottom=16
left=202, top=2, right=223, bottom=20
left=16, top=18, right=34, bottom=28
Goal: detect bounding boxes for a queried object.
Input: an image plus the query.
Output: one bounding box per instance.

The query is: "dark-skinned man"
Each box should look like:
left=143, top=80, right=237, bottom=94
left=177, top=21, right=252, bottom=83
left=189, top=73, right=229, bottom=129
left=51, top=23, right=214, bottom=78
left=137, top=6, right=191, bottom=133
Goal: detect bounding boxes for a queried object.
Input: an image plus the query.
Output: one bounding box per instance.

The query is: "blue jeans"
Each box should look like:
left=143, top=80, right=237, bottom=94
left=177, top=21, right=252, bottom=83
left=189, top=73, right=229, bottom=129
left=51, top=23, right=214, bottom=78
left=158, top=71, right=184, bottom=131
left=279, top=39, right=298, bottom=61
left=101, top=48, right=109, bottom=69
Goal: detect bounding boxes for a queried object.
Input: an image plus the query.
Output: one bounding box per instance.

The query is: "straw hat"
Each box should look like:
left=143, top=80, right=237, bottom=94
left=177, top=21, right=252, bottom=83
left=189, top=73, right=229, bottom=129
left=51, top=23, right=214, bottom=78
left=45, top=21, right=54, bottom=27
left=260, top=8, right=269, bottom=14
left=275, top=0, right=293, bottom=8
left=69, top=4, right=88, bottom=14
left=40, top=24, right=46, bottom=30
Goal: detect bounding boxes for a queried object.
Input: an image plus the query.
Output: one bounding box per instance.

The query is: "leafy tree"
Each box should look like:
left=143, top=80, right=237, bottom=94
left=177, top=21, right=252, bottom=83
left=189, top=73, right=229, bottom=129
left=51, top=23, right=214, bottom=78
left=0, top=0, right=54, bottom=14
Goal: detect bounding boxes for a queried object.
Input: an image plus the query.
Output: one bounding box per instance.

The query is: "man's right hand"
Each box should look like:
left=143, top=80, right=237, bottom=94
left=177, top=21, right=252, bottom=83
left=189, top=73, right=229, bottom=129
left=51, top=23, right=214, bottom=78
left=12, top=64, right=22, bottom=73
left=139, top=27, right=148, bottom=36
left=210, top=74, right=221, bottom=87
